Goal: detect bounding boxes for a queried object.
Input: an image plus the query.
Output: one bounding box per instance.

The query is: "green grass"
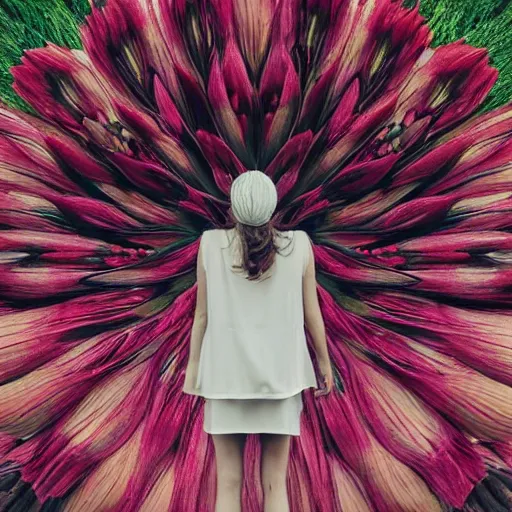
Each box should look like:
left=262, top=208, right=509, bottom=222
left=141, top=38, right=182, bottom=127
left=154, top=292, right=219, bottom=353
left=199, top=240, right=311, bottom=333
left=0, top=0, right=87, bottom=112
left=409, top=0, right=512, bottom=110
left=0, top=0, right=509, bottom=113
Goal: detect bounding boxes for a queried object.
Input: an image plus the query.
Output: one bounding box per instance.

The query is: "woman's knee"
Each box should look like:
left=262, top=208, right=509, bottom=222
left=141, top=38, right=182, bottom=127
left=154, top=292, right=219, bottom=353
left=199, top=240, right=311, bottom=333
left=261, top=465, right=287, bottom=492
left=260, top=434, right=291, bottom=489
left=212, top=434, right=245, bottom=491
left=217, top=468, right=243, bottom=491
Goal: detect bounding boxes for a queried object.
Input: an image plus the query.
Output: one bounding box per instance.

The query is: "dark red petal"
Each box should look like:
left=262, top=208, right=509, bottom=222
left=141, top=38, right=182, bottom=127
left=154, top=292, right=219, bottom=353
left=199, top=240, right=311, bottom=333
left=266, top=131, right=314, bottom=200
left=195, top=130, right=245, bottom=195
left=81, top=0, right=150, bottom=105
left=153, top=75, right=185, bottom=136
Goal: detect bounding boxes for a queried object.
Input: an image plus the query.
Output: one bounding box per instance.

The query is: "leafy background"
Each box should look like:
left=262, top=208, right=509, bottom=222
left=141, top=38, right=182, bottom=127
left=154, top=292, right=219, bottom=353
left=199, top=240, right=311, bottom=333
left=0, top=0, right=510, bottom=114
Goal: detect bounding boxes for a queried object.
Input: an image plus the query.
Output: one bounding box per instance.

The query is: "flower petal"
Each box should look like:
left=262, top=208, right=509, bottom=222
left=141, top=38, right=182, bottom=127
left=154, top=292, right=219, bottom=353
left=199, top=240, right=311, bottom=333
left=207, top=50, right=252, bottom=165
left=259, top=43, right=301, bottom=165
left=393, top=42, right=498, bottom=133
left=266, top=132, right=314, bottom=200
left=81, top=0, right=151, bottom=106
left=321, top=393, right=443, bottom=511
left=195, top=130, right=245, bottom=196
left=342, top=348, right=485, bottom=507
left=12, top=44, right=123, bottom=135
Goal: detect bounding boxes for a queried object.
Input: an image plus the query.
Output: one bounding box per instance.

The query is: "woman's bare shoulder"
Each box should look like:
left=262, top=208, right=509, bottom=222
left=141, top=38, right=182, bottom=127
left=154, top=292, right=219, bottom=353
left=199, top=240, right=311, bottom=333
left=202, top=228, right=229, bottom=237
left=288, top=229, right=310, bottom=243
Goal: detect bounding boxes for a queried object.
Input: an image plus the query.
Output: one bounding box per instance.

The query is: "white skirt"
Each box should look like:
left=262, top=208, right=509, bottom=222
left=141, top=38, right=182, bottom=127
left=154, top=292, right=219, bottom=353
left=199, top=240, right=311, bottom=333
left=203, top=392, right=303, bottom=436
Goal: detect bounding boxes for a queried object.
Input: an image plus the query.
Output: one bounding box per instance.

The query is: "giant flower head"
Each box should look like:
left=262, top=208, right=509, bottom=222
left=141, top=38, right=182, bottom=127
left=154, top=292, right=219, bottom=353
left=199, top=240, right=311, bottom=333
left=0, top=0, right=511, bottom=510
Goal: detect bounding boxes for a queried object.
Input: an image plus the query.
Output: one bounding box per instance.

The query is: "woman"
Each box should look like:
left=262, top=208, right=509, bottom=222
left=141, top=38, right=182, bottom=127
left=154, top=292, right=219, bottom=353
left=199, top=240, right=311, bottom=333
left=183, top=170, right=333, bottom=512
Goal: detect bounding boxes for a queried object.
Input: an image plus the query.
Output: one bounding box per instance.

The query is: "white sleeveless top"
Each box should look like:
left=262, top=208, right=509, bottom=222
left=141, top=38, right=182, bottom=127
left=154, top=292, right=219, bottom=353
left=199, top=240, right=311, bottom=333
left=193, top=228, right=318, bottom=399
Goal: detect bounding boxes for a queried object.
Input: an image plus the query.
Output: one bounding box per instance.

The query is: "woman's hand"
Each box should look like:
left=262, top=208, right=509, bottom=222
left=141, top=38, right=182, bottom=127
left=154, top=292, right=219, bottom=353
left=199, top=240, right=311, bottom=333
left=315, top=357, right=334, bottom=398
left=183, top=360, right=200, bottom=394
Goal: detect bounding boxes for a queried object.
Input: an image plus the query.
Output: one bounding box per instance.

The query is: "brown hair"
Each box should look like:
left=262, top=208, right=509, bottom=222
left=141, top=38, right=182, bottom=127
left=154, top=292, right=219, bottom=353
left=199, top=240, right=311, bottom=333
left=229, top=220, right=292, bottom=281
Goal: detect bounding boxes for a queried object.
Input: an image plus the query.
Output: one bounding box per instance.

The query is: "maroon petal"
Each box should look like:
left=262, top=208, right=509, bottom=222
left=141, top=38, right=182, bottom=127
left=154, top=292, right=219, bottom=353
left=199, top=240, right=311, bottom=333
left=324, top=153, right=401, bottom=197
left=320, top=393, right=443, bottom=511
left=393, top=42, right=498, bottom=134
left=0, top=287, right=152, bottom=380
left=266, top=132, right=314, bottom=200
left=313, top=91, right=399, bottom=186
left=259, top=42, right=301, bottom=163
left=342, top=348, right=485, bottom=507
left=153, top=75, right=185, bottom=136
left=12, top=44, right=123, bottom=136
left=370, top=293, right=512, bottom=386
left=195, top=130, right=245, bottom=195
left=81, top=0, right=151, bottom=105
left=207, top=50, right=251, bottom=163
left=324, top=78, right=360, bottom=145
left=362, top=194, right=458, bottom=232
left=84, top=239, right=199, bottom=286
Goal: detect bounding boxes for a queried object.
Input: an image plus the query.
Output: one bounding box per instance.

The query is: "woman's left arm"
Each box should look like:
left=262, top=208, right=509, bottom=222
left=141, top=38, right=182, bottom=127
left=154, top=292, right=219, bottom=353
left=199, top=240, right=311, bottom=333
left=183, top=236, right=208, bottom=393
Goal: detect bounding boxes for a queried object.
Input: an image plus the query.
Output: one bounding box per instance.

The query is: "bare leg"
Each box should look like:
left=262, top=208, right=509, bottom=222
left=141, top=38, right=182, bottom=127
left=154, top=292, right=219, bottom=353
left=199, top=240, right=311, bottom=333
left=211, top=433, right=246, bottom=512
left=260, top=434, right=291, bottom=512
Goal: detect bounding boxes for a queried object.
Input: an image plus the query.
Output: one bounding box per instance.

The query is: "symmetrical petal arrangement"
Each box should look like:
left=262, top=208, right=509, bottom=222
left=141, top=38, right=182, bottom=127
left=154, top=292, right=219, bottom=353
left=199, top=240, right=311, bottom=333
left=0, top=0, right=511, bottom=510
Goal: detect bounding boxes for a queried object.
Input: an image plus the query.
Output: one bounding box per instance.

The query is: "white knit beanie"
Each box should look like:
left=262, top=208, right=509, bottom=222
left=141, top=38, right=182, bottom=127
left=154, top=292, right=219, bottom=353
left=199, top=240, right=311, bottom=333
left=230, top=170, right=278, bottom=227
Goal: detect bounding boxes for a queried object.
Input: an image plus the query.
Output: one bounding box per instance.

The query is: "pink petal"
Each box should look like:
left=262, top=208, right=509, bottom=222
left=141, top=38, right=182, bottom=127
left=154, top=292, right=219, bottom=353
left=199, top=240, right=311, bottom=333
left=315, top=91, right=399, bottom=185
left=153, top=75, right=185, bottom=136
left=342, top=348, right=484, bottom=507
left=320, top=393, right=443, bottom=511
left=207, top=51, right=249, bottom=162
left=195, top=130, right=245, bottom=195
left=81, top=0, right=150, bottom=103
left=266, top=132, right=314, bottom=200
left=260, top=43, right=300, bottom=162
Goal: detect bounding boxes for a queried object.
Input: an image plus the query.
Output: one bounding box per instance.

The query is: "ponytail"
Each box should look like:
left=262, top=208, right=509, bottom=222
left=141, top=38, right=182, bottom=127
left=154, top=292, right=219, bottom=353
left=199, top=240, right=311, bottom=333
left=231, top=221, right=278, bottom=281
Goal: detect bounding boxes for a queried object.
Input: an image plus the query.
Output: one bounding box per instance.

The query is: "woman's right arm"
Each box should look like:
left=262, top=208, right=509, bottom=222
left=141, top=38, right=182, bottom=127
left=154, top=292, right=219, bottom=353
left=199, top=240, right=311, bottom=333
left=302, top=235, right=333, bottom=396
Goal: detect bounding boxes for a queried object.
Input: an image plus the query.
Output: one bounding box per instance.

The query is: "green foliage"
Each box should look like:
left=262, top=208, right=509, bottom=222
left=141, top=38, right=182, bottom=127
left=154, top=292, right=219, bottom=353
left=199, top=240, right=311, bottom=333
left=0, top=0, right=509, bottom=113
left=0, top=0, right=89, bottom=112
left=410, top=0, right=512, bottom=110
